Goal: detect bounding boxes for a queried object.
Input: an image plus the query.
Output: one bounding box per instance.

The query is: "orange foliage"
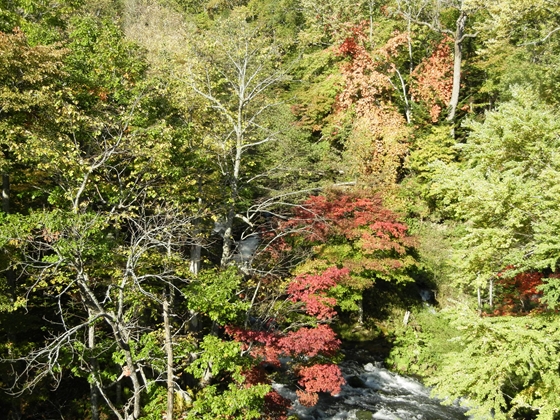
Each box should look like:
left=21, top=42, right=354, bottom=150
left=410, top=37, right=454, bottom=122
left=489, top=268, right=558, bottom=315
left=334, top=28, right=410, bottom=183
left=296, top=390, right=319, bottom=407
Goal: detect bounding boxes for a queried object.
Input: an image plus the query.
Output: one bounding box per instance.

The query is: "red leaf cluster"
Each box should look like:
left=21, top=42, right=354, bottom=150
left=297, top=364, right=345, bottom=395
left=263, top=391, right=292, bottom=420
left=242, top=366, right=269, bottom=386
left=296, top=390, right=320, bottom=407
left=226, top=324, right=341, bottom=366
left=280, top=324, right=341, bottom=358
left=335, top=29, right=399, bottom=113
left=283, top=192, right=415, bottom=255
left=337, top=24, right=369, bottom=57
left=339, top=37, right=360, bottom=57
left=288, top=267, right=350, bottom=319
left=226, top=323, right=344, bottom=407
left=492, top=268, right=551, bottom=315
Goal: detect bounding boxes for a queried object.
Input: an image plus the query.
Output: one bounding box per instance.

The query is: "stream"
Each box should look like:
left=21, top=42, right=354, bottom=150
left=274, top=349, right=470, bottom=420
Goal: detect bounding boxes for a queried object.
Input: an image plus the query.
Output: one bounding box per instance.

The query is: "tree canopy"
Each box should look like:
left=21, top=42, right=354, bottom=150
left=2, top=0, right=560, bottom=419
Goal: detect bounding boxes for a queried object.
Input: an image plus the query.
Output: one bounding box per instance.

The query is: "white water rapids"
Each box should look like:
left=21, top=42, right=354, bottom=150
left=274, top=351, right=470, bottom=420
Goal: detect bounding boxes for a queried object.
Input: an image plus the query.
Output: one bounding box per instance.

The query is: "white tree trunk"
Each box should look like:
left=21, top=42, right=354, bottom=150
left=88, top=312, right=100, bottom=420
left=447, top=12, right=467, bottom=122
left=163, top=290, right=174, bottom=420
left=2, top=174, right=9, bottom=213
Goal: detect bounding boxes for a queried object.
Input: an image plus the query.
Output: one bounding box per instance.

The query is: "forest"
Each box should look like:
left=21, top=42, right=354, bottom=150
left=1, top=0, right=560, bottom=419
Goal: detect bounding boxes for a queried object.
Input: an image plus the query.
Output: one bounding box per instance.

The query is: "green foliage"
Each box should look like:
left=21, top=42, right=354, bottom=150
left=406, top=125, right=457, bottom=188
left=387, top=308, right=463, bottom=377
left=188, top=335, right=245, bottom=381
left=186, top=382, right=269, bottom=420
left=291, top=50, right=343, bottom=134
left=429, top=87, right=560, bottom=294
left=246, top=0, right=303, bottom=47
left=0, top=0, right=81, bottom=43
left=184, top=268, right=250, bottom=324
left=425, top=309, right=560, bottom=420
left=140, top=385, right=169, bottom=420
left=186, top=335, right=269, bottom=419
left=475, top=0, right=560, bottom=103
left=537, top=277, right=560, bottom=310
left=66, top=16, right=147, bottom=101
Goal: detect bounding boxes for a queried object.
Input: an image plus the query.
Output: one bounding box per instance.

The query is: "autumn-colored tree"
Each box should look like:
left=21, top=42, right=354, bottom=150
left=289, top=192, right=416, bottom=275
left=226, top=314, right=345, bottom=409
left=334, top=27, right=411, bottom=185
left=223, top=263, right=350, bottom=411
left=225, top=190, right=417, bottom=411
left=490, top=268, right=560, bottom=316
left=277, top=191, right=417, bottom=322
left=410, top=36, right=454, bottom=122
left=395, top=0, right=479, bottom=122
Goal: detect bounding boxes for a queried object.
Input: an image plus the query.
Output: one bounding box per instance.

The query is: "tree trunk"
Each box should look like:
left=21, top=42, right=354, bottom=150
left=477, top=286, right=482, bottom=311
left=447, top=12, right=467, bottom=122
left=190, top=243, right=201, bottom=275
left=2, top=174, right=10, bottom=214
left=2, top=174, right=9, bottom=213
left=123, top=347, right=142, bottom=419
left=2, top=174, right=16, bottom=305
left=357, top=299, right=364, bottom=324
left=403, top=310, right=411, bottom=326
left=163, top=289, right=174, bottom=420
left=110, top=316, right=141, bottom=419
left=88, top=313, right=100, bottom=420
left=221, top=130, right=242, bottom=266
left=116, top=380, right=122, bottom=407
left=190, top=191, right=203, bottom=275
left=220, top=209, right=235, bottom=267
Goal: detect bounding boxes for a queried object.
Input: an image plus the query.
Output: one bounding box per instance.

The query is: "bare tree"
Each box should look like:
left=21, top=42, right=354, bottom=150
left=0, top=91, right=199, bottom=418
left=183, top=12, right=291, bottom=267
left=2, top=207, right=196, bottom=419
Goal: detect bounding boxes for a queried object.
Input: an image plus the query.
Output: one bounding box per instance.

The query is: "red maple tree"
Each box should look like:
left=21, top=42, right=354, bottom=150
left=490, top=267, right=559, bottom=315
left=283, top=191, right=416, bottom=268
left=226, top=322, right=345, bottom=409
left=287, top=267, right=350, bottom=319
left=229, top=192, right=417, bottom=412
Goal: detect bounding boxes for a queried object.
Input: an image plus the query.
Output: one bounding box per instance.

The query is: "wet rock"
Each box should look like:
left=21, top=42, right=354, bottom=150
left=364, top=362, right=375, bottom=372
left=346, top=375, right=367, bottom=388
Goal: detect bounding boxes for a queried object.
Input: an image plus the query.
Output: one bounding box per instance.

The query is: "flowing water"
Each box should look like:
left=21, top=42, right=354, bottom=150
left=274, top=350, right=470, bottom=420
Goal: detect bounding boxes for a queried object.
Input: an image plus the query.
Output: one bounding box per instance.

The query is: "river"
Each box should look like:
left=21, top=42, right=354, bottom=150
left=274, top=349, right=470, bottom=420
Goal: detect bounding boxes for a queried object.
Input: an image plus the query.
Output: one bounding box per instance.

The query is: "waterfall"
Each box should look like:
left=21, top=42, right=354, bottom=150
left=274, top=350, right=470, bottom=420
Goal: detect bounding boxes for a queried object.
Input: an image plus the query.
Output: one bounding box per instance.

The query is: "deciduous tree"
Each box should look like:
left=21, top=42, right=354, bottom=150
left=395, top=0, right=479, bottom=122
